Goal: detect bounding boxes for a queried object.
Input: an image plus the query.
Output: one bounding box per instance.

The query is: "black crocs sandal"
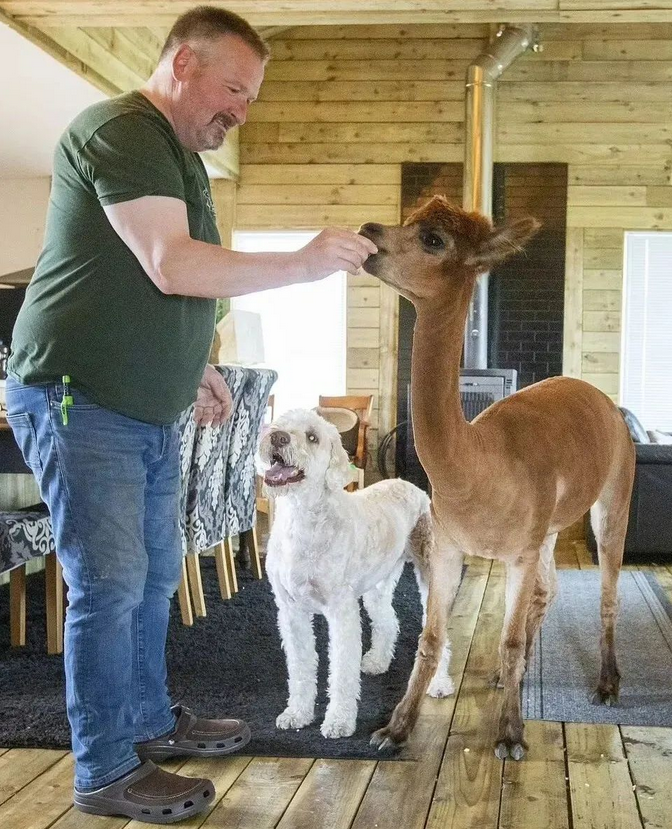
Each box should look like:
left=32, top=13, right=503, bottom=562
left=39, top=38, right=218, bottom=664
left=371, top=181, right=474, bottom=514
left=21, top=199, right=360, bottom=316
left=136, top=705, right=251, bottom=762
left=73, top=760, right=214, bottom=824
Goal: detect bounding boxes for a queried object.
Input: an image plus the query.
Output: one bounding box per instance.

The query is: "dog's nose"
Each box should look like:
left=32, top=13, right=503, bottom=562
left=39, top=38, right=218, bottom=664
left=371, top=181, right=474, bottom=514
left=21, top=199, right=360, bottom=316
left=270, top=430, right=291, bottom=448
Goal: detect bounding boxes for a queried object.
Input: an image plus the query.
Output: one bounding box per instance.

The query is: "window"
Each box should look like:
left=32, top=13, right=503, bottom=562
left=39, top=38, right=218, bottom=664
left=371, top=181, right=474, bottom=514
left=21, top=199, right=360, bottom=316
left=232, top=231, right=346, bottom=415
left=621, top=231, right=672, bottom=430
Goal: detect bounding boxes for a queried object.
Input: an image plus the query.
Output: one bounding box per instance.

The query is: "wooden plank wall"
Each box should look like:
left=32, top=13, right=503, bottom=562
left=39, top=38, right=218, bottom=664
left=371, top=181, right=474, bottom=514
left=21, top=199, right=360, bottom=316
left=504, top=24, right=672, bottom=396
left=238, top=21, right=672, bottom=470
left=10, top=19, right=668, bottom=471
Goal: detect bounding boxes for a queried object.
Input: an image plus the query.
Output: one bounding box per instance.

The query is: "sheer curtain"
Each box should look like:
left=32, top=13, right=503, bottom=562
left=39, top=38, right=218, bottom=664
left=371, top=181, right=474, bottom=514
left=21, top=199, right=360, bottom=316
left=232, top=231, right=347, bottom=416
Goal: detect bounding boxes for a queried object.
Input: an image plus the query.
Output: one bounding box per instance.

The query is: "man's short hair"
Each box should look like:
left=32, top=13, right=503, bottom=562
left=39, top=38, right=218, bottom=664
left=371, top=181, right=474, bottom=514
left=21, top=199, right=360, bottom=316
left=160, top=5, right=270, bottom=62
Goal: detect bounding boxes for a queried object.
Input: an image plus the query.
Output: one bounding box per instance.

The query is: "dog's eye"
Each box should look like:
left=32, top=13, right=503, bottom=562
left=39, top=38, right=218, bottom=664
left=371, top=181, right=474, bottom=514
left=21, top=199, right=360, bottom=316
left=307, top=433, right=319, bottom=444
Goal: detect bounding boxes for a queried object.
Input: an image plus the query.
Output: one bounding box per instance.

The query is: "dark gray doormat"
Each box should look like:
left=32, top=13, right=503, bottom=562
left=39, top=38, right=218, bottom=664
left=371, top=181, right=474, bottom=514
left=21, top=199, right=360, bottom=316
left=0, top=559, right=428, bottom=760
left=523, top=569, right=672, bottom=726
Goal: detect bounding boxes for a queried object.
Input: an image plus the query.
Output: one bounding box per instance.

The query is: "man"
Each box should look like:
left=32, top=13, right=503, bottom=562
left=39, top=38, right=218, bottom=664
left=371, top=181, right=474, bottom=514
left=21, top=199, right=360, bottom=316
left=6, top=6, right=376, bottom=824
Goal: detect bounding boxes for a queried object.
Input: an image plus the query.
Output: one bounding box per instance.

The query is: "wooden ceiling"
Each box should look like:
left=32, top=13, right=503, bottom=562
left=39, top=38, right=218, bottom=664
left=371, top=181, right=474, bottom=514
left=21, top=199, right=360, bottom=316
left=3, top=1, right=672, bottom=27
left=3, top=1, right=672, bottom=180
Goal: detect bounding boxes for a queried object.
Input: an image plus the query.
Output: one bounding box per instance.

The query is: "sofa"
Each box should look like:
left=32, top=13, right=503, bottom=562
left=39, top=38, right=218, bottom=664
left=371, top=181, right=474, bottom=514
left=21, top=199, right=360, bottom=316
left=586, top=407, right=672, bottom=562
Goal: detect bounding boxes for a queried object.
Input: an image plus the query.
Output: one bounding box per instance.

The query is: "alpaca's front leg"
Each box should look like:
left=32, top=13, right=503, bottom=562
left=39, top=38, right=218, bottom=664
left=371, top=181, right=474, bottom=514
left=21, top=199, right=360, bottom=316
left=321, top=597, right=362, bottom=738
left=275, top=599, right=318, bottom=730
left=494, top=558, right=537, bottom=761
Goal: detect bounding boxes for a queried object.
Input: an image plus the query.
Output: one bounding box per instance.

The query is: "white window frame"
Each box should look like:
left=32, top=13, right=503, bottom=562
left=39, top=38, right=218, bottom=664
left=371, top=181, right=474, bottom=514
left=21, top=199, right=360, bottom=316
left=620, top=231, right=672, bottom=431
left=232, top=230, right=347, bottom=415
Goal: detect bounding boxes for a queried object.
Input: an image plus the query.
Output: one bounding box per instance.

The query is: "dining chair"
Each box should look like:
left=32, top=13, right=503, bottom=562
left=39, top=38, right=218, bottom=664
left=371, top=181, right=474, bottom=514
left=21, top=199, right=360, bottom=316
left=254, top=394, right=275, bottom=534
left=318, top=394, right=374, bottom=490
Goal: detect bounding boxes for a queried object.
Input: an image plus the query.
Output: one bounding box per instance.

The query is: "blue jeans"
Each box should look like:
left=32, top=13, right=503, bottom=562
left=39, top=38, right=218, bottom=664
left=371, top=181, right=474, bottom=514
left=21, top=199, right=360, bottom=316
left=5, top=378, right=183, bottom=791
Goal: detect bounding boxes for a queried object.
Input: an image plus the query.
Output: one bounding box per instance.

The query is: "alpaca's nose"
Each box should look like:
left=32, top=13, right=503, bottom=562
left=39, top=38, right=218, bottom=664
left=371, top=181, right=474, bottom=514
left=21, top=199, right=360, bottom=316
left=359, top=222, right=384, bottom=240
left=270, top=430, right=291, bottom=448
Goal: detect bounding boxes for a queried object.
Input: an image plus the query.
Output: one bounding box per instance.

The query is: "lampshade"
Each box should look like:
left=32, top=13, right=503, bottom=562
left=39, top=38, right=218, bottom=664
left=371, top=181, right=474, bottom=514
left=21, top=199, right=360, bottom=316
left=215, top=309, right=265, bottom=366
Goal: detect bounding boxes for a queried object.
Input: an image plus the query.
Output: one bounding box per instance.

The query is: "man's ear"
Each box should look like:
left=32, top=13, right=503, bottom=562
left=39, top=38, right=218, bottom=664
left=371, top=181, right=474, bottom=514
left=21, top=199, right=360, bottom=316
left=325, top=435, right=352, bottom=492
left=465, top=217, right=541, bottom=272
left=172, top=43, right=198, bottom=82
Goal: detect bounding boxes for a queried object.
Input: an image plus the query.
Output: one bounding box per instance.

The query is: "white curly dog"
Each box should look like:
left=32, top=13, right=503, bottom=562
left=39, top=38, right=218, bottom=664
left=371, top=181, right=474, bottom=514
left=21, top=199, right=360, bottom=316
left=257, top=408, right=454, bottom=739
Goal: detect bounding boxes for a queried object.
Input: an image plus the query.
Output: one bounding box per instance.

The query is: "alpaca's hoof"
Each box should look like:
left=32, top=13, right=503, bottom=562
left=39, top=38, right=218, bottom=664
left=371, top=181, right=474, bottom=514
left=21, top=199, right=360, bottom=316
left=591, top=689, right=619, bottom=707
left=370, top=726, right=405, bottom=753
left=495, top=740, right=526, bottom=761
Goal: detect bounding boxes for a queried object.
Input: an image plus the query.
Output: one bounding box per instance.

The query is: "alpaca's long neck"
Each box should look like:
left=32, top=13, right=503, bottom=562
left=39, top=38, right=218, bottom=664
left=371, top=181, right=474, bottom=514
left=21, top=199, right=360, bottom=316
left=409, top=280, right=475, bottom=483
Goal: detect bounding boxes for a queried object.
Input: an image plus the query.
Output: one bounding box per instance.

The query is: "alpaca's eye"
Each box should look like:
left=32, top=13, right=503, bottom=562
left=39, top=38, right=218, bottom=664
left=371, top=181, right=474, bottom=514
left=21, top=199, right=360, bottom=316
left=307, top=433, right=319, bottom=444
left=421, top=231, right=445, bottom=250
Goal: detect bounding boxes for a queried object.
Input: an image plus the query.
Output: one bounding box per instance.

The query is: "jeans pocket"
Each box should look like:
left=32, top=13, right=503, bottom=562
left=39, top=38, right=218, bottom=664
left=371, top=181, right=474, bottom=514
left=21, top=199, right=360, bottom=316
left=49, top=385, right=101, bottom=412
left=6, top=411, right=43, bottom=473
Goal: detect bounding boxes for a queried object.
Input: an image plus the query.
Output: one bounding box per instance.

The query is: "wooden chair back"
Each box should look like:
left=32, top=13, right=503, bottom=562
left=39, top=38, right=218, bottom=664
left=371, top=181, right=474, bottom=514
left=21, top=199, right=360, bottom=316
left=318, top=394, right=374, bottom=471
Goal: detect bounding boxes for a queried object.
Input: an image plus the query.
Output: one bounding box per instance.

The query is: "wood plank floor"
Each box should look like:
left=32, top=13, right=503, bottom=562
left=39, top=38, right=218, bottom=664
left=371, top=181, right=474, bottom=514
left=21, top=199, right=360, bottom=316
left=2, top=542, right=671, bottom=829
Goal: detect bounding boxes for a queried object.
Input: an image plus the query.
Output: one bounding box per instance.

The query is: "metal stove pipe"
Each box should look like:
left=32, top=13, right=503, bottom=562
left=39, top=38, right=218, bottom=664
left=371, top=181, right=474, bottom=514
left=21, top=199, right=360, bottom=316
left=463, top=24, right=539, bottom=368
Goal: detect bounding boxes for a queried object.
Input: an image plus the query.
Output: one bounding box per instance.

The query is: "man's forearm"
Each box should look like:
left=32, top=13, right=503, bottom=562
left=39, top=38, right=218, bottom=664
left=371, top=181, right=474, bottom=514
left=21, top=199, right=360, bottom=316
left=155, top=238, right=305, bottom=298
left=103, top=195, right=376, bottom=296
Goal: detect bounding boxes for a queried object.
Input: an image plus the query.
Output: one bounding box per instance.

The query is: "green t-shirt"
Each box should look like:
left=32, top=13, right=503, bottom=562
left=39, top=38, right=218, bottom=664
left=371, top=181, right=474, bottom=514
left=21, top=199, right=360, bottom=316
left=8, top=91, right=219, bottom=424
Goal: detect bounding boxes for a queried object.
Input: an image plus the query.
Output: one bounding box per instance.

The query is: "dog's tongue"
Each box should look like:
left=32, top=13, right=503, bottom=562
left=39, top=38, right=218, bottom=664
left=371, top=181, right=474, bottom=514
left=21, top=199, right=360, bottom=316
left=265, top=462, right=300, bottom=486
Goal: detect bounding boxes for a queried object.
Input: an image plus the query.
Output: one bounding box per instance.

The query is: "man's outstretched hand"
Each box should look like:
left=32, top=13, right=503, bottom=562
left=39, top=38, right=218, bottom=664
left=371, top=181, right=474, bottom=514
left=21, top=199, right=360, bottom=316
left=194, top=364, right=233, bottom=427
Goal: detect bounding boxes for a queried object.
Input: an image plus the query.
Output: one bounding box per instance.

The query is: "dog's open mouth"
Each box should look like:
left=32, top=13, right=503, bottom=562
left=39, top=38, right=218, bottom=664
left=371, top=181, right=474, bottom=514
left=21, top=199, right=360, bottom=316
left=264, top=453, right=305, bottom=487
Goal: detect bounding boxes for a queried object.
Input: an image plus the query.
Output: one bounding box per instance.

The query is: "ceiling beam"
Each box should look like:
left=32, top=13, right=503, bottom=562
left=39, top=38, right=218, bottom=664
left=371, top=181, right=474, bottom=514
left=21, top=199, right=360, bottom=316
left=0, top=6, right=118, bottom=94
left=4, top=2, right=672, bottom=27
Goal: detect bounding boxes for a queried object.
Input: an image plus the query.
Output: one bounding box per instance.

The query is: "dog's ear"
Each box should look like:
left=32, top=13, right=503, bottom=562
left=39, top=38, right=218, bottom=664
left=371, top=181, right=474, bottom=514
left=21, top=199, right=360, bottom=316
left=325, top=432, right=352, bottom=492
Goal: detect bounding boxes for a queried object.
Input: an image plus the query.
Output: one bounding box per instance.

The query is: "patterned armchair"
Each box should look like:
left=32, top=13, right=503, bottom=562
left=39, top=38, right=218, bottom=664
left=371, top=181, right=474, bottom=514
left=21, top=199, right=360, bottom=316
left=0, top=504, right=62, bottom=654
left=174, top=405, right=198, bottom=625
left=184, top=366, right=248, bottom=558
left=224, top=367, right=278, bottom=544
left=178, top=366, right=276, bottom=614
left=226, top=368, right=277, bottom=572
left=0, top=505, right=54, bottom=573
left=176, top=404, right=197, bottom=554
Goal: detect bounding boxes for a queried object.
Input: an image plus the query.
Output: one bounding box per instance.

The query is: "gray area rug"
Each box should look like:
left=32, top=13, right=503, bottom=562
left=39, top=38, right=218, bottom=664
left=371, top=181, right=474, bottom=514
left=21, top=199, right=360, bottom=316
left=523, top=569, right=672, bottom=726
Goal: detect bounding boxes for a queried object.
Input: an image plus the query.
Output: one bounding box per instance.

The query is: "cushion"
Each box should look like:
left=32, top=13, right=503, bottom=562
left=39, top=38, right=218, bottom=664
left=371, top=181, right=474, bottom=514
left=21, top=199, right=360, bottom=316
left=314, top=406, right=360, bottom=459
left=619, top=407, right=650, bottom=443
left=647, top=429, right=672, bottom=445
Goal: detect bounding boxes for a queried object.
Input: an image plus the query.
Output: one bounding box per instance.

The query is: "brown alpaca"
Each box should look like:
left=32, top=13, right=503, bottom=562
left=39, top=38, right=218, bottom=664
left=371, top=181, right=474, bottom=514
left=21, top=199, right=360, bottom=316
left=359, top=196, right=635, bottom=760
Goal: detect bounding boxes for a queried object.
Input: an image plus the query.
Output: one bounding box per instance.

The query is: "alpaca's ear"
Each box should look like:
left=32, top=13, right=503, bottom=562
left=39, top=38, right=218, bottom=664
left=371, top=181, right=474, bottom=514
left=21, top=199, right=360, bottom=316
left=465, top=217, right=540, bottom=272
left=325, top=435, right=352, bottom=492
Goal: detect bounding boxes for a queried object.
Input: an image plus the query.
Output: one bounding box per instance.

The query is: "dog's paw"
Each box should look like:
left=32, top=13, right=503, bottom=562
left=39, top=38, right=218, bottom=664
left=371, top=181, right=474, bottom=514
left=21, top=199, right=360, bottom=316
left=427, top=673, right=455, bottom=699
left=361, top=651, right=391, bottom=676
left=276, top=708, right=315, bottom=730
left=320, top=712, right=357, bottom=739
